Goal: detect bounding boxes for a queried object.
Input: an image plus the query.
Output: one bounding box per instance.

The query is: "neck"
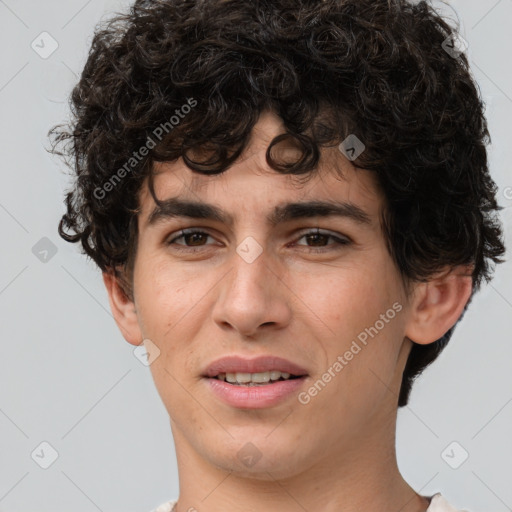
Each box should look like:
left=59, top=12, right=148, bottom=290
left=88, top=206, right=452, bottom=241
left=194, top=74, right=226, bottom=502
left=170, top=405, right=429, bottom=512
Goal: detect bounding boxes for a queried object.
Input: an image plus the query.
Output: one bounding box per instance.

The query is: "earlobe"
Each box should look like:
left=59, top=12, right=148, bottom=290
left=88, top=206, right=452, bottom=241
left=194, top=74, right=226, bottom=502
left=102, top=270, right=143, bottom=346
left=405, top=266, right=473, bottom=345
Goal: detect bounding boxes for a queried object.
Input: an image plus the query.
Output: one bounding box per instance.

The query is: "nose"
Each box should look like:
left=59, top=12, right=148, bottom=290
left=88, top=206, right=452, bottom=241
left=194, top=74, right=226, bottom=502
left=211, top=240, right=292, bottom=339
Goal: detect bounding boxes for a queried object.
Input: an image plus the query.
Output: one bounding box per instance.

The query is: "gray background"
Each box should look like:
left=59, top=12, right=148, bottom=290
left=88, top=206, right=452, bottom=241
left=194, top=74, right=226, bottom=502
left=0, top=0, right=511, bottom=510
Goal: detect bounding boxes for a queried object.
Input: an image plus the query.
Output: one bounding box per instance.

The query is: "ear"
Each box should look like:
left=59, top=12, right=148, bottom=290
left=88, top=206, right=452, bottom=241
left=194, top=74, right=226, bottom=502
left=102, top=270, right=143, bottom=346
left=405, top=265, right=473, bottom=345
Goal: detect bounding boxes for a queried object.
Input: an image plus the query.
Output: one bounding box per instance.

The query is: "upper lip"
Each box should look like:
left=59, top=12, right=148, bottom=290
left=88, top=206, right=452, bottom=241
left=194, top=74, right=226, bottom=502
left=202, top=355, right=309, bottom=378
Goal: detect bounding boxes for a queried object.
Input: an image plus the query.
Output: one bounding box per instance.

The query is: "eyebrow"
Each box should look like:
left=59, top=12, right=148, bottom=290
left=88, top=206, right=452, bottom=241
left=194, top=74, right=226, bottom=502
left=145, top=197, right=372, bottom=227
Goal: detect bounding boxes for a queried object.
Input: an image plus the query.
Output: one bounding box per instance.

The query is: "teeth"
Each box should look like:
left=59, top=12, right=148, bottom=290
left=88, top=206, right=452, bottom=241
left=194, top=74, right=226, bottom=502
left=217, top=371, right=294, bottom=384
left=251, top=371, right=270, bottom=383
left=269, top=370, right=281, bottom=381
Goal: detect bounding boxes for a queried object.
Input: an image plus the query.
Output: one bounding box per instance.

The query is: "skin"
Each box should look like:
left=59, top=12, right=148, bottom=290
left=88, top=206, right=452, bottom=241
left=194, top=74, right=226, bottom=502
left=104, top=111, right=473, bottom=512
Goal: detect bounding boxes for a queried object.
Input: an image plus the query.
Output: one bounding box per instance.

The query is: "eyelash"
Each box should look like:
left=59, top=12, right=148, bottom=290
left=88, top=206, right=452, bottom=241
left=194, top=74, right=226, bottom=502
left=166, top=228, right=350, bottom=254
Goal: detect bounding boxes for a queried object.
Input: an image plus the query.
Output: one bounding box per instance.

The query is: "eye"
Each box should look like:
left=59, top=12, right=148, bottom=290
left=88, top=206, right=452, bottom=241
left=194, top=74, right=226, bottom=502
left=292, top=228, right=351, bottom=253
left=166, top=227, right=351, bottom=254
left=166, top=229, right=216, bottom=252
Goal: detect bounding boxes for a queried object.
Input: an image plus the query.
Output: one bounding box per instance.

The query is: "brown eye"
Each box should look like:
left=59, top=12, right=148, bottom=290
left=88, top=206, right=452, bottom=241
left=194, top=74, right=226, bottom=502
left=293, top=229, right=350, bottom=253
left=167, top=229, right=215, bottom=251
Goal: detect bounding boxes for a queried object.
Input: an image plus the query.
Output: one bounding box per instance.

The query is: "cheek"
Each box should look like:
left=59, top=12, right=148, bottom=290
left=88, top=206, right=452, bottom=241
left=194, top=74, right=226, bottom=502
left=133, top=257, right=202, bottom=334
left=133, top=258, right=218, bottom=384
left=292, top=263, right=399, bottom=335
left=134, top=259, right=207, bottom=416
left=292, top=263, right=406, bottom=389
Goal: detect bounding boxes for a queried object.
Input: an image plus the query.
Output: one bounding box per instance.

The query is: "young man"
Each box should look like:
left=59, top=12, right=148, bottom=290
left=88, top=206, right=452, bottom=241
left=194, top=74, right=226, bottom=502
left=50, top=0, right=505, bottom=510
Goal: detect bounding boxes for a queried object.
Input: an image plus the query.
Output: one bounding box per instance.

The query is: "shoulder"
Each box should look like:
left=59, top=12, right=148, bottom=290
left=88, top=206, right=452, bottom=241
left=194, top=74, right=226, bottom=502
left=427, top=493, right=470, bottom=512
left=148, top=499, right=177, bottom=512
left=151, top=493, right=466, bottom=512
left=151, top=496, right=471, bottom=512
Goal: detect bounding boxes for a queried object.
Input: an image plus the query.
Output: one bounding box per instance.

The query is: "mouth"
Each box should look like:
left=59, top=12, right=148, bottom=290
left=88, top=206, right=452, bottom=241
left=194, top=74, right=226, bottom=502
left=201, top=355, right=309, bottom=408
left=202, top=355, right=309, bottom=383
left=211, top=371, right=305, bottom=386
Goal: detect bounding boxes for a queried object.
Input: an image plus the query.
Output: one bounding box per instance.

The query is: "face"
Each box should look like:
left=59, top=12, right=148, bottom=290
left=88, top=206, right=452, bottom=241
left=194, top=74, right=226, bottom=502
left=125, top=111, right=415, bottom=479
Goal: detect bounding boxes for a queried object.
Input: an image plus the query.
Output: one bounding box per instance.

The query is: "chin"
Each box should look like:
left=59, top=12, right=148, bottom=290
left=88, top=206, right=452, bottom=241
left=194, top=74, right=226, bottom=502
left=202, top=435, right=311, bottom=481
left=217, top=456, right=304, bottom=481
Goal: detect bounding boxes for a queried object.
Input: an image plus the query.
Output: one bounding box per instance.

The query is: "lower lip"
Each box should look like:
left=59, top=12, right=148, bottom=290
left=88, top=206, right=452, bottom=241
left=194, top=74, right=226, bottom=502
left=205, top=377, right=307, bottom=409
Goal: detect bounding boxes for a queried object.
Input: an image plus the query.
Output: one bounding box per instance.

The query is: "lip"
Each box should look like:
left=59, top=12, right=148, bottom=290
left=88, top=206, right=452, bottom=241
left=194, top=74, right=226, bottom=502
left=205, top=376, right=307, bottom=409
left=202, top=355, right=309, bottom=409
left=202, top=355, right=309, bottom=378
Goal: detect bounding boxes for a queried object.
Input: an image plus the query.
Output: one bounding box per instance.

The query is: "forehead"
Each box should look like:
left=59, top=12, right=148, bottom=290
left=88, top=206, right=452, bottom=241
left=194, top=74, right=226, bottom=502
left=137, top=113, right=384, bottom=228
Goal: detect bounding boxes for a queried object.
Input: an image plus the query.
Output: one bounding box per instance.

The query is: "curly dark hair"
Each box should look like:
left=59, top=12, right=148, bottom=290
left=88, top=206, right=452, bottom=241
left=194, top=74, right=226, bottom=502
left=49, top=0, right=506, bottom=407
